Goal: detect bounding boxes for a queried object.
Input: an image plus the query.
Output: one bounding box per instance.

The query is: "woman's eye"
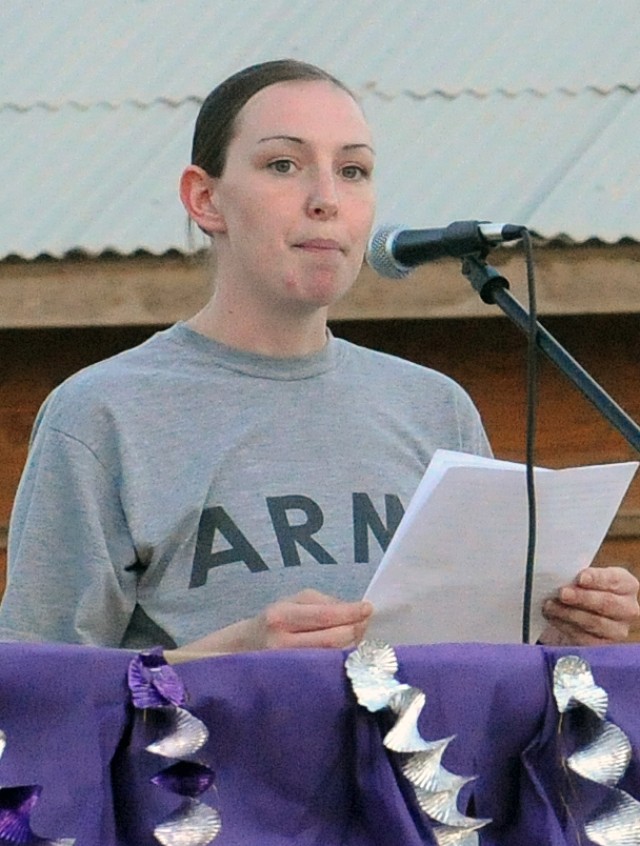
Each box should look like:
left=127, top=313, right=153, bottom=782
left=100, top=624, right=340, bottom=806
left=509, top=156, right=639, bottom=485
left=268, top=159, right=295, bottom=174
left=341, top=164, right=368, bottom=181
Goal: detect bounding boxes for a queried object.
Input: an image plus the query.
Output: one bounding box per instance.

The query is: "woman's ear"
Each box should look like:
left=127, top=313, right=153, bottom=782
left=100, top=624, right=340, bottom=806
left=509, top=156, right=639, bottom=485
left=179, top=165, right=226, bottom=234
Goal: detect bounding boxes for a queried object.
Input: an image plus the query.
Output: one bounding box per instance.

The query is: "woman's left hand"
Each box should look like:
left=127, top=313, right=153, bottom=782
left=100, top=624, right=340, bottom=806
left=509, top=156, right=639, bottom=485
left=540, top=565, right=640, bottom=646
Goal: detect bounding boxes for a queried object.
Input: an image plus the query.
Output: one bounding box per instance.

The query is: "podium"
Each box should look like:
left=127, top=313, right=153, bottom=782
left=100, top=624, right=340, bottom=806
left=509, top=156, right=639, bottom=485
left=0, top=640, right=638, bottom=845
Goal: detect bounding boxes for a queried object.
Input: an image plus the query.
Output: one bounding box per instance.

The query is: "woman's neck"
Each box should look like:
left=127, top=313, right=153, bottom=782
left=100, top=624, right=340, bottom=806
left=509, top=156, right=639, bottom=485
left=186, top=293, right=330, bottom=358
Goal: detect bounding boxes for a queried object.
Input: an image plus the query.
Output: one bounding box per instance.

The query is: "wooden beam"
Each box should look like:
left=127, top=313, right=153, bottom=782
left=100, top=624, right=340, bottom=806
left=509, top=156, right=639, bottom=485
left=340, top=244, right=640, bottom=321
left=607, top=512, right=640, bottom=539
left=1, top=244, right=639, bottom=328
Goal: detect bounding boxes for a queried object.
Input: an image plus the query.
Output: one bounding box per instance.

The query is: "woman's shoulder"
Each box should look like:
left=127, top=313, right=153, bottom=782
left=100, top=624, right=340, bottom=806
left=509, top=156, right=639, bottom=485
left=335, top=337, right=468, bottom=392
left=35, top=326, right=182, bottom=432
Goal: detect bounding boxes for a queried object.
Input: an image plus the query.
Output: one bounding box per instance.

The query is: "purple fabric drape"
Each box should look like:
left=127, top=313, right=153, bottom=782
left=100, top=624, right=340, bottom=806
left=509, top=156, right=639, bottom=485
left=0, top=642, right=638, bottom=845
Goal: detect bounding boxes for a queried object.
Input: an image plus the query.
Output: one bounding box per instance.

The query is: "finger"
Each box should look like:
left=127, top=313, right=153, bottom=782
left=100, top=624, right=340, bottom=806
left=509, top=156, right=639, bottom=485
left=266, top=620, right=369, bottom=650
left=284, top=590, right=374, bottom=618
left=540, top=617, right=619, bottom=647
left=575, top=566, right=640, bottom=596
left=542, top=611, right=626, bottom=645
left=290, top=589, right=343, bottom=605
left=556, top=584, right=639, bottom=622
left=543, top=598, right=630, bottom=642
left=264, top=598, right=373, bottom=635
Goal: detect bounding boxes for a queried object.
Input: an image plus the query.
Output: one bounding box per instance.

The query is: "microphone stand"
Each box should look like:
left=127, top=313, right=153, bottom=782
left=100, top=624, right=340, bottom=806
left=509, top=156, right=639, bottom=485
left=461, top=254, right=640, bottom=453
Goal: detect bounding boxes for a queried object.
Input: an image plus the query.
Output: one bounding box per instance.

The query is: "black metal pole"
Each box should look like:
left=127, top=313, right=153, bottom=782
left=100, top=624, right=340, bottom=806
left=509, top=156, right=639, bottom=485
left=461, top=255, right=640, bottom=454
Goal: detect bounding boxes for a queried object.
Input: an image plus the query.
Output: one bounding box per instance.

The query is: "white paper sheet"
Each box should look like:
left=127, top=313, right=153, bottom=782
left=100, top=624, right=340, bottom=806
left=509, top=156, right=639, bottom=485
left=364, top=449, right=638, bottom=645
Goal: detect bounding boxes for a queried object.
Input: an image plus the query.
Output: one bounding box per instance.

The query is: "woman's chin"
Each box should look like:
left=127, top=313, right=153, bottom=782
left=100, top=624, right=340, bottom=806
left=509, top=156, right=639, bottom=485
left=285, top=269, right=356, bottom=310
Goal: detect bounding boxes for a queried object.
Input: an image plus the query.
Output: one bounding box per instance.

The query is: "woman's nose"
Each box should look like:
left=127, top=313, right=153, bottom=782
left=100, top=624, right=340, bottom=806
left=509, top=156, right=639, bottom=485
left=305, top=172, right=339, bottom=220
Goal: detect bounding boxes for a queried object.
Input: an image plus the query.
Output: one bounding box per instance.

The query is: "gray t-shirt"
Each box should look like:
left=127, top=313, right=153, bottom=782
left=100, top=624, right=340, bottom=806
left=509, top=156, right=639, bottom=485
left=0, top=324, right=491, bottom=648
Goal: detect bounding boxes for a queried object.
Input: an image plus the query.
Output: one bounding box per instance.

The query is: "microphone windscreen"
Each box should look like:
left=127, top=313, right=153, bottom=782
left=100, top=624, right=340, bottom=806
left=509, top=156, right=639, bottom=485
left=365, top=224, right=412, bottom=279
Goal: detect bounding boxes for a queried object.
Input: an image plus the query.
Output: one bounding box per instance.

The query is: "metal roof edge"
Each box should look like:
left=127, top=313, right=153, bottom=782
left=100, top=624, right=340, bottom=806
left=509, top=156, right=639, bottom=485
left=3, top=86, right=637, bottom=112
left=1, top=238, right=637, bottom=265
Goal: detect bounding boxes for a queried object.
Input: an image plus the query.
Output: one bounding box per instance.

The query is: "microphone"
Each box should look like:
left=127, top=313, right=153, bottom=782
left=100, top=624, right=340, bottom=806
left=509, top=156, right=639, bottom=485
left=366, top=220, right=526, bottom=279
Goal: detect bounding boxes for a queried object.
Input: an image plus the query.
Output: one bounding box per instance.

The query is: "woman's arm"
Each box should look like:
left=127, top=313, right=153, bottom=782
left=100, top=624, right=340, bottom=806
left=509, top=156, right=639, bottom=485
left=0, top=427, right=137, bottom=646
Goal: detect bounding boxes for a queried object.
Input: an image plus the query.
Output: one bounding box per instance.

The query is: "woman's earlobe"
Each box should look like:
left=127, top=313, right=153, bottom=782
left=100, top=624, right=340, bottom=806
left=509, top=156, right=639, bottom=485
left=179, top=165, right=226, bottom=234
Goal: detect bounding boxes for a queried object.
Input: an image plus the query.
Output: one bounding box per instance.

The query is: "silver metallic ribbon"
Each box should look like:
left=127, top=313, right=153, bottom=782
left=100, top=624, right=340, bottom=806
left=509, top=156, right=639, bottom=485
left=553, top=654, right=640, bottom=845
left=128, top=651, right=221, bottom=846
left=345, top=640, right=490, bottom=845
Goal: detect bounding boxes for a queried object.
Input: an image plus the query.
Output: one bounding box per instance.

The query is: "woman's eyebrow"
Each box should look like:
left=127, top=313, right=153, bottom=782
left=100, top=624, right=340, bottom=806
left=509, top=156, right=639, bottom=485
left=258, top=134, right=304, bottom=145
left=257, top=135, right=375, bottom=154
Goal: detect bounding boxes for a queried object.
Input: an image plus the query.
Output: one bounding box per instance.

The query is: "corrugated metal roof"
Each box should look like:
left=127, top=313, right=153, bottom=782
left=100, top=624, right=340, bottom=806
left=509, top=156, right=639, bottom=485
left=368, top=89, right=640, bottom=242
left=1, top=0, right=639, bottom=259
left=3, top=0, right=639, bottom=104
left=2, top=102, right=195, bottom=258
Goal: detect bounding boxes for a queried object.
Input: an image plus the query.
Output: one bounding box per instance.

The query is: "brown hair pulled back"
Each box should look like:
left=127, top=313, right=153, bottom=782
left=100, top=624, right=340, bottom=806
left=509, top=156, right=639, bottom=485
left=191, top=59, right=354, bottom=177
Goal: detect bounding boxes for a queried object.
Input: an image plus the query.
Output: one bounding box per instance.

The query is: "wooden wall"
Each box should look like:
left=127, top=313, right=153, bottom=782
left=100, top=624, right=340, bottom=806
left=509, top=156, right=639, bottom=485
left=1, top=313, right=639, bottom=637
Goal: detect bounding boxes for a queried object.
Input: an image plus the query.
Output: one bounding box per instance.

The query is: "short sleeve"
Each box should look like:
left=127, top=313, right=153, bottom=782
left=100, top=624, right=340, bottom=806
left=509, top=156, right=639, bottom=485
left=0, top=424, right=138, bottom=647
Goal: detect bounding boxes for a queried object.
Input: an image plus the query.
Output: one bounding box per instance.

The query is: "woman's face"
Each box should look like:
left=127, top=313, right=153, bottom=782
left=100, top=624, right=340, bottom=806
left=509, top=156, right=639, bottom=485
left=208, top=79, right=376, bottom=315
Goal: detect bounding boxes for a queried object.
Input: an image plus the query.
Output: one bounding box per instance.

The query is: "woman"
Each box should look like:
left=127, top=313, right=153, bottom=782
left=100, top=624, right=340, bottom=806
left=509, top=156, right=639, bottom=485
left=1, top=60, right=637, bottom=654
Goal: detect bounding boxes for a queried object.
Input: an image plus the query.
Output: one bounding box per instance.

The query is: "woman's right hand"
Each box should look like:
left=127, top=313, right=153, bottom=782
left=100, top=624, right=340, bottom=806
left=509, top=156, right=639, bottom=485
left=166, top=589, right=373, bottom=661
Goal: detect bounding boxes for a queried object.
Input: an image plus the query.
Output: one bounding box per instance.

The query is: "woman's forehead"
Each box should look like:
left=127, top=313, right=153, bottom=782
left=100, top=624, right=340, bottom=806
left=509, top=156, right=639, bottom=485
left=233, top=80, right=372, bottom=147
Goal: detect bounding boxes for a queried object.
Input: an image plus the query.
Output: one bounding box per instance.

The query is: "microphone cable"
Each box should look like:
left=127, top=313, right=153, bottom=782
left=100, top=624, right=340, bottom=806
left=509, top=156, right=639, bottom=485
left=521, top=228, right=538, bottom=643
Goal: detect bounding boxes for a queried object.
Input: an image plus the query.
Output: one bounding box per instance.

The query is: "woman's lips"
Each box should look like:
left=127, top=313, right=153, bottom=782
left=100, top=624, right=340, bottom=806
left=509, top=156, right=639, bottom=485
left=295, top=239, right=343, bottom=252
